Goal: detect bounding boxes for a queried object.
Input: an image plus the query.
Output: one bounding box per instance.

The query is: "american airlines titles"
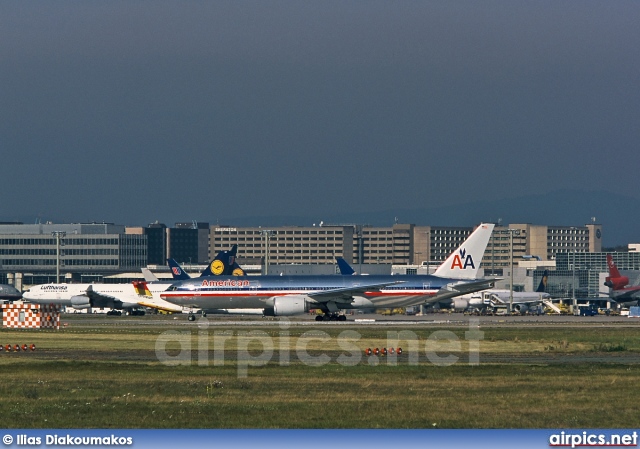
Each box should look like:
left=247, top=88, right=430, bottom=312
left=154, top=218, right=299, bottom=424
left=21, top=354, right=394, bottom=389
left=201, top=279, right=250, bottom=288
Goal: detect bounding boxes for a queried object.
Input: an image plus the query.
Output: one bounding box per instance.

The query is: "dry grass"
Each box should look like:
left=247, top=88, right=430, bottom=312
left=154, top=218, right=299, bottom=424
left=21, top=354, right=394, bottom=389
left=0, top=318, right=639, bottom=428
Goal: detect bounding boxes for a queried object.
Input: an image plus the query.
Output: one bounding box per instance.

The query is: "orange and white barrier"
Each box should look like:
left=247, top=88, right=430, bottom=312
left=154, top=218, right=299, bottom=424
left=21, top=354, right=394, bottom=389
left=2, top=304, right=60, bottom=330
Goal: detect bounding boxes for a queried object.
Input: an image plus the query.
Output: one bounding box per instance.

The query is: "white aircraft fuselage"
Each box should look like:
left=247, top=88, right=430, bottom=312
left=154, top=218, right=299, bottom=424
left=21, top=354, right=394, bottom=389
left=22, top=282, right=182, bottom=313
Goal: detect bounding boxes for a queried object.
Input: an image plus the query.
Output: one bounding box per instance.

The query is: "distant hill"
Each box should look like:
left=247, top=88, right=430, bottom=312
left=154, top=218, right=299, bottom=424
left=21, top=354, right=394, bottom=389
left=224, top=189, right=640, bottom=247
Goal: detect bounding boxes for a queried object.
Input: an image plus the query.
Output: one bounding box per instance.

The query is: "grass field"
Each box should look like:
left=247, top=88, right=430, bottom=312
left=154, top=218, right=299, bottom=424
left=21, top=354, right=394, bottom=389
left=1, top=315, right=639, bottom=428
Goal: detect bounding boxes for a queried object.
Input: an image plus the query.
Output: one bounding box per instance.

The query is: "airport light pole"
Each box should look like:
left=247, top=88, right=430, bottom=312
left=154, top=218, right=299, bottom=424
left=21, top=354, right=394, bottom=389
left=52, top=231, right=66, bottom=283
left=507, top=228, right=520, bottom=314
left=356, top=227, right=363, bottom=275
left=491, top=227, right=520, bottom=313
left=570, top=227, right=577, bottom=311
left=491, top=218, right=502, bottom=276
left=260, top=230, right=275, bottom=275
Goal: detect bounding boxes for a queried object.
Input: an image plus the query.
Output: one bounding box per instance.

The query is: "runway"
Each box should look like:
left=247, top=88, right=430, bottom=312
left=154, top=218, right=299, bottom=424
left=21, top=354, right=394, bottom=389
left=57, top=311, right=640, bottom=327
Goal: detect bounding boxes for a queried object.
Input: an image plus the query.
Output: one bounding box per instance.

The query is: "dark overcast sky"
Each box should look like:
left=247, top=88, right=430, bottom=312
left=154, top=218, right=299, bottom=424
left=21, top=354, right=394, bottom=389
left=2, top=1, right=639, bottom=227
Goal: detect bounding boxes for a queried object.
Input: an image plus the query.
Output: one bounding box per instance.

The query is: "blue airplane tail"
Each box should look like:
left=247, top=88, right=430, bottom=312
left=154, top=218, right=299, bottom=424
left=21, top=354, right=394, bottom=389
left=536, top=270, right=549, bottom=293
left=167, top=245, right=245, bottom=280
left=200, top=245, right=245, bottom=277
left=167, top=258, right=191, bottom=280
left=336, top=257, right=355, bottom=275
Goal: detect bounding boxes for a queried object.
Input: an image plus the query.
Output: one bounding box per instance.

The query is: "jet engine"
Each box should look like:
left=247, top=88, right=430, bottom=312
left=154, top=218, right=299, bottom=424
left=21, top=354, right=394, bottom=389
left=70, top=295, right=91, bottom=309
left=267, top=295, right=314, bottom=316
left=451, top=298, right=469, bottom=312
left=513, top=304, right=529, bottom=314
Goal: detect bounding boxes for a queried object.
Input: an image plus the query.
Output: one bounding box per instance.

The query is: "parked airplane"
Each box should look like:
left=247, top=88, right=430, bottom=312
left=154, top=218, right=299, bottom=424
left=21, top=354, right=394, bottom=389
left=161, top=224, right=497, bottom=321
left=604, top=254, right=640, bottom=307
left=21, top=246, right=246, bottom=315
left=451, top=270, right=551, bottom=313
left=22, top=281, right=183, bottom=314
left=0, top=284, right=22, bottom=301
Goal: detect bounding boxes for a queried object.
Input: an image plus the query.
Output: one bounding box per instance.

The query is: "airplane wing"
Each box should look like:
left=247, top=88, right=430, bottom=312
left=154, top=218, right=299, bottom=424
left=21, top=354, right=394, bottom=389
left=306, top=281, right=405, bottom=304
left=132, top=281, right=184, bottom=313
left=83, top=283, right=168, bottom=310
left=137, top=299, right=183, bottom=313
left=84, top=285, right=128, bottom=309
left=425, top=279, right=497, bottom=304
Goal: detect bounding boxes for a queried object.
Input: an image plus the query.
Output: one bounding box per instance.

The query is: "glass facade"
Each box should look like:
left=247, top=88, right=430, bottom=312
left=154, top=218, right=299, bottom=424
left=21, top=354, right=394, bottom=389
left=0, top=224, right=147, bottom=278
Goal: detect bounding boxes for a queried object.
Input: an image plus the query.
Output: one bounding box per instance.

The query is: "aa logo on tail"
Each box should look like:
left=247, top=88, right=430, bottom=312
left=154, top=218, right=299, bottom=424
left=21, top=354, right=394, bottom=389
left=450, top=248, right=475, bottom=270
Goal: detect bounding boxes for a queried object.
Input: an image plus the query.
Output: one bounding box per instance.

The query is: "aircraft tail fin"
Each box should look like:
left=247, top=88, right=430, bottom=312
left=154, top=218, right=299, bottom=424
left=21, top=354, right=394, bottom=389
left=605, top=254, right=629, bottom=290
left=433, top=223, right=495, bottom=280
left=536, top=270, right=549, bottom=293
left=336, top=257, right=356, bottom=275
left=201, top=245, right=245, bottom=276
left=606, top=254, right=622, bottom=278
left=132, top=281, right=152, bottom=297
left=167, top=259, right=191, bottom=280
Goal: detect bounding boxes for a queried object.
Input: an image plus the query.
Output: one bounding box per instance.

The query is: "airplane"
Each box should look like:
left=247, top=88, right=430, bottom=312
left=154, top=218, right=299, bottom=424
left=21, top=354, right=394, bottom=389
left=21, top=246, right=246, bottom=316
left=161, top=223, right=498, bottom=321
left=603, top=254, right=640, bottom=307
left=450, top=270, right=551, bottom=313
left=22, top=281, right=183, bottom=315
left=0, top=283, right=22, bottom=301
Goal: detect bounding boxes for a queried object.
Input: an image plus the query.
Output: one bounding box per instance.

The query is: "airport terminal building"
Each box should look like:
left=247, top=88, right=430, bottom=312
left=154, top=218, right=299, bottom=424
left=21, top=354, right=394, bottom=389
left=0, top=223, right=147, bottom=286
left=210, top=222, right=603, bottom=272
left=0, top=220, right=618, bottom=299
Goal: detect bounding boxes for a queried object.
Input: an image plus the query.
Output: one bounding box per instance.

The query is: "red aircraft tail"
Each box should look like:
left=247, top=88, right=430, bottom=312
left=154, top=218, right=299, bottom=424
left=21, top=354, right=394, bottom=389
left=604, top=255, right=628, bottom=290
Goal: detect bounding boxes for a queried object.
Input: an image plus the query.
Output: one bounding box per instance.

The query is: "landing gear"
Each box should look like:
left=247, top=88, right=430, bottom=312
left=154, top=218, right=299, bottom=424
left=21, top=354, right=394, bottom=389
left=187, top=309, right=204, bottom=321
left=315, top=313, right=347, bottom=322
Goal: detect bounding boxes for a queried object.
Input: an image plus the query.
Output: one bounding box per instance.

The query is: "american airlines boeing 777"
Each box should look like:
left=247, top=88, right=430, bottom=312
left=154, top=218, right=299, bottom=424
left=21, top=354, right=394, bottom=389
left=161, top=224, right=497, bottom=321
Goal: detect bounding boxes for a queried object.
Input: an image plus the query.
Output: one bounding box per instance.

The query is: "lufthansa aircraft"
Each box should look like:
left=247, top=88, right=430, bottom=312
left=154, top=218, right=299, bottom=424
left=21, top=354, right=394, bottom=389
left=161, top=224, right=497, bottom=321
left=22, top=281, right=183, bottom=314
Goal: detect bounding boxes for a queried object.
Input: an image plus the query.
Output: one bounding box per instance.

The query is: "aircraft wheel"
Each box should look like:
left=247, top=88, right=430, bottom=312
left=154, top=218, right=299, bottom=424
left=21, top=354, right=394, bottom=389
left=315, top=315, right=323, bottom=321
left=188, top=314, right=196, bottom=322
left=338, top=315, right=347, bottom=322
